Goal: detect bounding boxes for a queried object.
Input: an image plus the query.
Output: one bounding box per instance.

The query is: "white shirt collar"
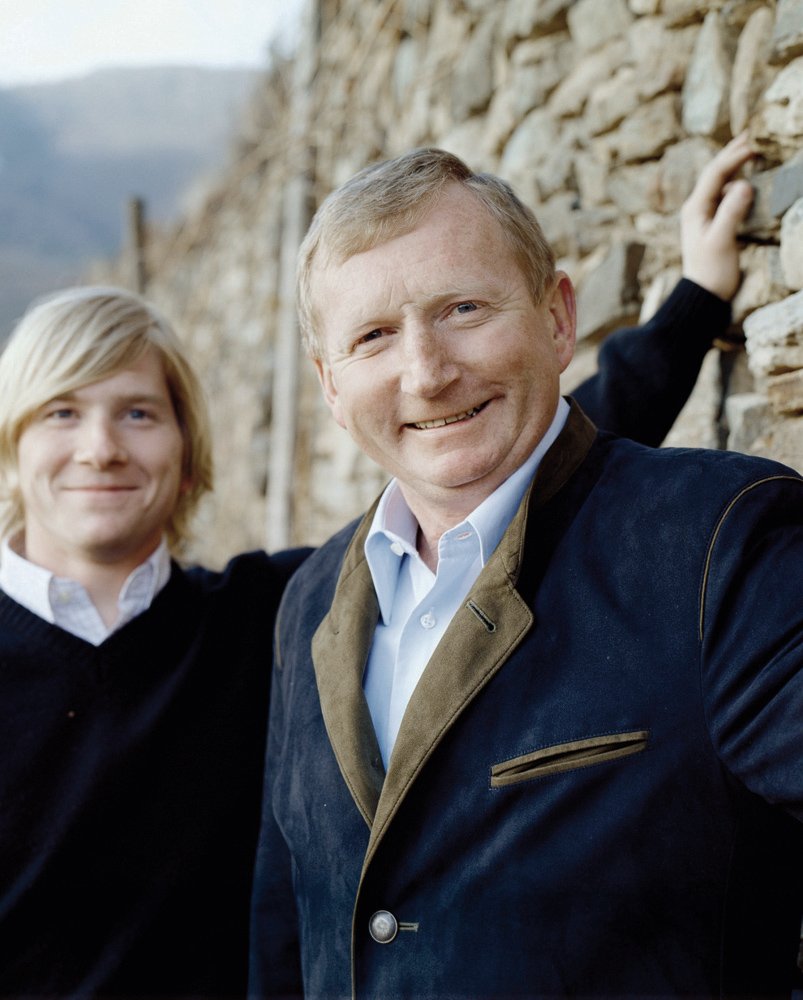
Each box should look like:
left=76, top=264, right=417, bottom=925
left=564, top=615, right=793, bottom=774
left=365, top=397, right=570, bottom=623
left=0, top=536, right=172, bottom=644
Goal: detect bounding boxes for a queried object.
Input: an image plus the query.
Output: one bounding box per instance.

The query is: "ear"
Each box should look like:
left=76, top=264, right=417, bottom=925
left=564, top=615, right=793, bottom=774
left=313, top=358, right=347, bottom=429
left=546, top=271, right=577, bottom=373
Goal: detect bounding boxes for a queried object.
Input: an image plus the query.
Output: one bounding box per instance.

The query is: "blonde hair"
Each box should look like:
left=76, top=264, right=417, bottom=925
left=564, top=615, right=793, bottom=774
left=0, top=285, right=213, bottom=551
left=297, top=147, right=556, bottom=359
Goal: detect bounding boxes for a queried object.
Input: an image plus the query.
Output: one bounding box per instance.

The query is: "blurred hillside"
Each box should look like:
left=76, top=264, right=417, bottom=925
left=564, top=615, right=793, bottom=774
left=0, top=66, right=259, bottom=337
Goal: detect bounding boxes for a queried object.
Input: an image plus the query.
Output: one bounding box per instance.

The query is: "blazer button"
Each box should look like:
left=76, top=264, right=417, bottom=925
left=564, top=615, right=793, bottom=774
left=369, top=910, right=398, bottom=944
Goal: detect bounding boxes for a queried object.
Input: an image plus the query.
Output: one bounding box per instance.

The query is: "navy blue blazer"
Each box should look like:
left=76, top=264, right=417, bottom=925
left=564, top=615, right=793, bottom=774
left=251, top=403, right=803, bottom=999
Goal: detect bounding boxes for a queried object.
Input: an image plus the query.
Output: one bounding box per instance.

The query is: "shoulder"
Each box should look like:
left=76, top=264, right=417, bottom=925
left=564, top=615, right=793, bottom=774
left=566, top=432, right=803, bottom=562
left=275, top=516, right=364, bottom=633
left=181, top=546, right=315, bottom=606
left=594, top=431, right=802, bottom=502
left=284, top=518, right=363, bottom=594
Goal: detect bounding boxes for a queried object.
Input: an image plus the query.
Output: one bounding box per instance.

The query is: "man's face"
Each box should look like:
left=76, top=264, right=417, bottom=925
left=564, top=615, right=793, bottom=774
left=16, top=347, right=188, bottom=575
left=312, top=183, right=576, bottom=521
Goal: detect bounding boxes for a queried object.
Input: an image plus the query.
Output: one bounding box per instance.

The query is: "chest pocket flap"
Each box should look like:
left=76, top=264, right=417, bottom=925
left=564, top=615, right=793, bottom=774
left=490, top=730, right=649, bottom=788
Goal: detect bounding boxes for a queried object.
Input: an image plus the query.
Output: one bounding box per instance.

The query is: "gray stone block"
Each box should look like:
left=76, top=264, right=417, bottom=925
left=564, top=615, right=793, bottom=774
left=576, top=242, right=646, bottom=341
left=772, top=0, right=803, bottom=61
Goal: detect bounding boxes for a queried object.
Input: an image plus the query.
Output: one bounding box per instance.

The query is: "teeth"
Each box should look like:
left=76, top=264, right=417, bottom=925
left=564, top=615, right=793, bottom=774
left=413, top=406, right=481, bottom=430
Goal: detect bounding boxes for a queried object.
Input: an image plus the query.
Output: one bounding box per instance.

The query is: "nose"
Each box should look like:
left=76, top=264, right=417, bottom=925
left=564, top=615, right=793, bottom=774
left=74, top=416, right=128, bottom=468
left=399, top=323, right=460, bottom=398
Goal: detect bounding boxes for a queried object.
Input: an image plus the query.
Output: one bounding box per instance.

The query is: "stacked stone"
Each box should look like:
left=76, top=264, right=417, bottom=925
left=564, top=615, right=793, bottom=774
left=94, top=0, right=803, bottom=564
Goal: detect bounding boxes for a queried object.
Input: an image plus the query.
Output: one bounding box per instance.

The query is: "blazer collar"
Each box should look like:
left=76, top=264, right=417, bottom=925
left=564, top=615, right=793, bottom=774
left=311, top=400, right=598, bottom=848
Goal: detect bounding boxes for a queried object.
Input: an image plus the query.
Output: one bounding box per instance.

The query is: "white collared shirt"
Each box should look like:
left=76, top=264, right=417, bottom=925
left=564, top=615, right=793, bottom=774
left=0, top=536, right=172, bottom=646
left=364, top=397, right=570, bottom=766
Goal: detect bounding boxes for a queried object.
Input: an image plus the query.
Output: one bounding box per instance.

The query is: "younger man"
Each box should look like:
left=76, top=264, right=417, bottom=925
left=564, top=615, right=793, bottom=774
left=0, top=286, right=307, bottom=998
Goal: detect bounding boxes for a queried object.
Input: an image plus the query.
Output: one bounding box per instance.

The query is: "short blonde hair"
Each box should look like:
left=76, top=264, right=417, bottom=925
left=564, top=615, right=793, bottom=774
left=297, top=147, right=556, bottom=359
left=0, top=285, right=213, bottom=551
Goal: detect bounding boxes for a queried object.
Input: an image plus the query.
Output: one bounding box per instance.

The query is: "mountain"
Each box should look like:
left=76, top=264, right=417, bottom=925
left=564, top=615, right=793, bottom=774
left=0, top=66, right=260, bottom=338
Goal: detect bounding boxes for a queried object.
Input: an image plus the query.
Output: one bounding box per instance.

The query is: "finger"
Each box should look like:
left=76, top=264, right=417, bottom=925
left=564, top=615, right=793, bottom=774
left=685, top=133, right=755, bottom=217
left=707, top=178, right=754, bottom=239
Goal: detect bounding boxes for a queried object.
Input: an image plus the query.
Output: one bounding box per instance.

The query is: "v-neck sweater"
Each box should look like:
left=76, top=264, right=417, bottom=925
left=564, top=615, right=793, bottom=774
left=0, top=547, right=309, bottom=999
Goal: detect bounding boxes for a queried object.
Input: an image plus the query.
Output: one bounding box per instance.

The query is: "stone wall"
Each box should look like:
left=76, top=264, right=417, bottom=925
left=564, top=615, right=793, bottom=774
left=96, top=0, right=803, bottom=568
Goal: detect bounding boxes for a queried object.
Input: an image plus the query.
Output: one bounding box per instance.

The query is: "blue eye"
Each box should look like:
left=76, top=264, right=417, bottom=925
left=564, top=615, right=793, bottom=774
left=455, top=302, right=477, bottom=314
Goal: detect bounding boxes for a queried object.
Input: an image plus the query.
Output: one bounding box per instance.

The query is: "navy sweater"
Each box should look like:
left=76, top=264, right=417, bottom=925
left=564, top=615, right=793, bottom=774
left=0, top=549, right=309, bottom=999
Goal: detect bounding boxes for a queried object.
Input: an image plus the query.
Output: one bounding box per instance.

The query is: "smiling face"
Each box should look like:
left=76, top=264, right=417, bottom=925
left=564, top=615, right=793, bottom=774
left=312, top=183, right=576, bottom=531
left=16, top=348, right=188, bottom=577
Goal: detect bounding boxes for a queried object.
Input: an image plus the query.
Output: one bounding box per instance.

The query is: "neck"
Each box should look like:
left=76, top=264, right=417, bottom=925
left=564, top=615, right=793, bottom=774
left=68, top=563, right=131, bottom=627
left=20, top=541, right=156, bottom=628
left=404, top=491, right=481, bottom=573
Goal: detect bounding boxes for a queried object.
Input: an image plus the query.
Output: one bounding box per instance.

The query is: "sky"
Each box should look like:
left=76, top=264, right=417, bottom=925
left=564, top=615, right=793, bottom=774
left=0, top=0, right=304, bottom=87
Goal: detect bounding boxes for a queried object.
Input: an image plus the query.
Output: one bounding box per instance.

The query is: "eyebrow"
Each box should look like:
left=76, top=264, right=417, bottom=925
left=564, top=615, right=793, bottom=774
left=50, top=391, right=170, bottom=405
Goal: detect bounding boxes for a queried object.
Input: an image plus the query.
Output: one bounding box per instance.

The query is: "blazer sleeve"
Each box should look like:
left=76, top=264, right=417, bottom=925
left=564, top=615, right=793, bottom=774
left=572, top=278, right=730, bottom=447
left=699, top=472, right=803, bottom=820
left=248, top=637, right=304, bottom=1000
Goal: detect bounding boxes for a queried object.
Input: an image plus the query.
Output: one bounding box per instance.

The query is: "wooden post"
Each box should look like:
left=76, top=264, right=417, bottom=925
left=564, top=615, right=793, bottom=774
left=265, top=0, right=320, bottom=551
left=126, top=196, right=147, bottom=293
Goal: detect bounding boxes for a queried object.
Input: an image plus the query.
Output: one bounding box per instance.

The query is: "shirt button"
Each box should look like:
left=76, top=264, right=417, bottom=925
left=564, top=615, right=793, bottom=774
left=420, top=611, right=436, bottom=629
left=390, top=541, right=404, bottom=556
left=369, top=910, right=398, bottom=944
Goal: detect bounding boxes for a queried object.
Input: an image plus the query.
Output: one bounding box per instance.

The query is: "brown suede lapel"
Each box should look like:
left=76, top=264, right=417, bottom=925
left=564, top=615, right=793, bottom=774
left=311, top=499, right=385, bottom=828
left=312, top=401, right=597, bottom=846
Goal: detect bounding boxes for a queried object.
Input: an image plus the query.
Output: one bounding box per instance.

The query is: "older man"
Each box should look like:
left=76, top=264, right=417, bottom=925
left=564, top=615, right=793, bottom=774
left=250, top=138, right=803, bottom=999
left=0, top=153, right=746, bottom=1000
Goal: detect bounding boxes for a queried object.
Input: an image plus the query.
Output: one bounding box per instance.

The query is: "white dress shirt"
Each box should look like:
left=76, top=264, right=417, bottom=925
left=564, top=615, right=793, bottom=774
left=0, top=536, right=172, bottom=646
left=364, top=398, right=570, bottom=766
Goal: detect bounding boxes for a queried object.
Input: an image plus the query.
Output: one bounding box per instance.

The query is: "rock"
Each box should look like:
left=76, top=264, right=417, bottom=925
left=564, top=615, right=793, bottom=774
left=767, top=369, right=803, bottom=414
left=608, top=162, right=662, bottom=215
left=567, top=0, right=633, bottom=52
left=506, top=35, right=572, bottom=119
left=501, top=0, right=573, bottom=42
left=770, top=152, right=803, bottom=216
left=586, top=67, right=640, bottom=136
left=730, top=6, right=775, bottom=134
left=725, top=392, right=772, bottom=452
left=630, top=0, right=660, bottom=15
left=607, top=92, right=681, bottom=163
left=663, top=0, right=707, bottom=29
left=548, top=39, right=628, bottom=117
left=780, top=198, right=803, bottom=291
left=750, top=416, right=803, bottom=469
left=753, top=57, right=803, bottom=156
left=576, top=241, right=646, bottom=340
left=451, top=12, right=499, bottom=120
left=744, top=154, right=803, bottom=240
left=771, top=0, right=803, bottom=62
left=681, top=11, right=736, bottom=138
left=744, top=288, right=803, bottom=376
left=629, top=19, right=697, bottom=100
left=574, top=148, right=609, bottom=207
left=742, top=167, right=785, bottom=241
left=393, top=35, right=420, bottom=107
left=732, top=245, right=790, bottom=322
